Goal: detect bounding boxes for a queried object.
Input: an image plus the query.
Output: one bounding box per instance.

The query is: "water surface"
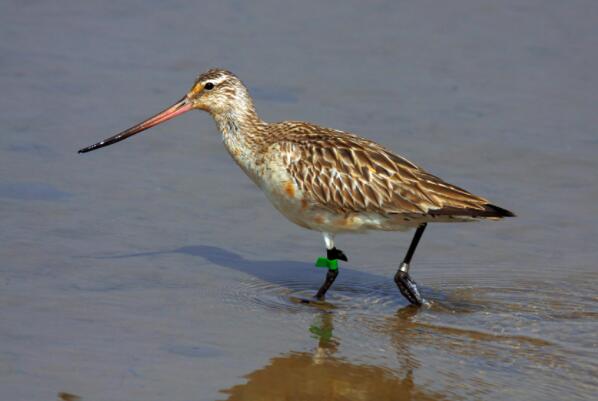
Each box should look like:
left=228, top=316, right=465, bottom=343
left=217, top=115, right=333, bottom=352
left=0, top=1, right=596, bottom=400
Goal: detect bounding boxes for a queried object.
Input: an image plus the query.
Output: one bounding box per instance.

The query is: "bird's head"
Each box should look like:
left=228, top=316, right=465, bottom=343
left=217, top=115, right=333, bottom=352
left=187, top=69, right=251, bottom=116
left=78, top=68, right=253, bottom=154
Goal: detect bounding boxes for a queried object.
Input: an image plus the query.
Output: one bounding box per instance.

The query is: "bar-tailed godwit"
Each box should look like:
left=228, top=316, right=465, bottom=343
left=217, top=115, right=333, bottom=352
left=79, top=69, right=514, bottom=306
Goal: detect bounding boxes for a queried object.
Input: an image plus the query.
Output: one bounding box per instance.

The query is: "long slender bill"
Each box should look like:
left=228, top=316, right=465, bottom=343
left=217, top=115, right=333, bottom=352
left=78, top=96, right=192, bottom=153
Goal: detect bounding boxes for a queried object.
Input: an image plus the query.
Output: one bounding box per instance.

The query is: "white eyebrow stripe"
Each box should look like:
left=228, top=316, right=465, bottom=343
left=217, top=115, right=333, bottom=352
left=206, top=75, right=228, bottom=86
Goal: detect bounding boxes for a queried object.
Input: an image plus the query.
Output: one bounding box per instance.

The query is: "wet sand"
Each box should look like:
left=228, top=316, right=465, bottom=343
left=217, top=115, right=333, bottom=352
left=1, top=1, right=597, bottom=400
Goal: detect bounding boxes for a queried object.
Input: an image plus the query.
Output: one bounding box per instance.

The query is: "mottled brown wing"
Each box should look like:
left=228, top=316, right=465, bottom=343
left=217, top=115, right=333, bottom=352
left=273, top=123, right=491, bottom=216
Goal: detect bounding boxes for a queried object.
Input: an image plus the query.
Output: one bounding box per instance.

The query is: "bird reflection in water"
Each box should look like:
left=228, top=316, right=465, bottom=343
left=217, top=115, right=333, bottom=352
left=219, top=311, right=448, bottom=401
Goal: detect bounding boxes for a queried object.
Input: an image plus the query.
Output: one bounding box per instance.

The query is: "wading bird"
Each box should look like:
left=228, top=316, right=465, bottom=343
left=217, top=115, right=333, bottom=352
left=79, top=69, right=514, bottom=306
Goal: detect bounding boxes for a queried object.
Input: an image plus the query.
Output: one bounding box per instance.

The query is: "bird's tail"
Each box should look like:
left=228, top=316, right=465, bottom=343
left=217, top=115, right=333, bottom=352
left=482, top=204, right=516, bottom=218
left=429, top=203, right=516, bottom=219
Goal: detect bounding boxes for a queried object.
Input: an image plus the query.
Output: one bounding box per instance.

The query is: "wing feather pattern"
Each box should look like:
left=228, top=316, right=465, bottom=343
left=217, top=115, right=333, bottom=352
left=270, top=122, right=512, bottom=218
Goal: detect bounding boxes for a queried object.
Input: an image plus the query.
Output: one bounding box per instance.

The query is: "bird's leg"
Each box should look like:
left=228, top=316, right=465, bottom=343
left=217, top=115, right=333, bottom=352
left=314, top=233, right=347, bottom=300
left=394, top=223, right=427, bottom=306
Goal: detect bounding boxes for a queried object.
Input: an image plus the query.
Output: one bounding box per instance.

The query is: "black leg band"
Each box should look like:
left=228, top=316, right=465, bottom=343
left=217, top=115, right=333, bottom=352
left=327, top=247, right=348, bottom=261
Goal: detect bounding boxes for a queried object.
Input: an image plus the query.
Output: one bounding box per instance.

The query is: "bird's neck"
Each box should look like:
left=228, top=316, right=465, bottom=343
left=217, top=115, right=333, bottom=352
left=211, top=101, right=269, bottom=184
left=212, top=101, right=267, bottom=154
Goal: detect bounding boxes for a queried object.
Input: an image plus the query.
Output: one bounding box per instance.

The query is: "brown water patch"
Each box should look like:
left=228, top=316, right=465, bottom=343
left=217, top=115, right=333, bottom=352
left=58, top=393, right=82, bottom=401
left=220, top=352, right=447, bottom=401
left=219, top=313, right=451, bottom=401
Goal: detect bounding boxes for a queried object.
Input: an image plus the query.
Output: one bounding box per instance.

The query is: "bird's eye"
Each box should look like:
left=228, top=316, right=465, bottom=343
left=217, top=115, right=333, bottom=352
left=204, top=82, right=214, bottom=90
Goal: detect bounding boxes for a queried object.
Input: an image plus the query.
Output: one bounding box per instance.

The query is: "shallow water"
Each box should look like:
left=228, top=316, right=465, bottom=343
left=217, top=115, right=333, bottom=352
left=1, top=1, right=597, bottom=400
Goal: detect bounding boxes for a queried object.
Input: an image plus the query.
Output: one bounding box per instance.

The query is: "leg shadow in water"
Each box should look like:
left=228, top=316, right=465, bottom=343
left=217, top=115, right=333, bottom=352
left=98, top=244, right=442, bottom=309
left=97, top=244, right=317, bottom=286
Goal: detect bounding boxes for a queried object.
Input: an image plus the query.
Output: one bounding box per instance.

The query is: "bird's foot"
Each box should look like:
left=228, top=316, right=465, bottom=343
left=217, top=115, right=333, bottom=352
left=394, top=270, right=425, bottom=306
